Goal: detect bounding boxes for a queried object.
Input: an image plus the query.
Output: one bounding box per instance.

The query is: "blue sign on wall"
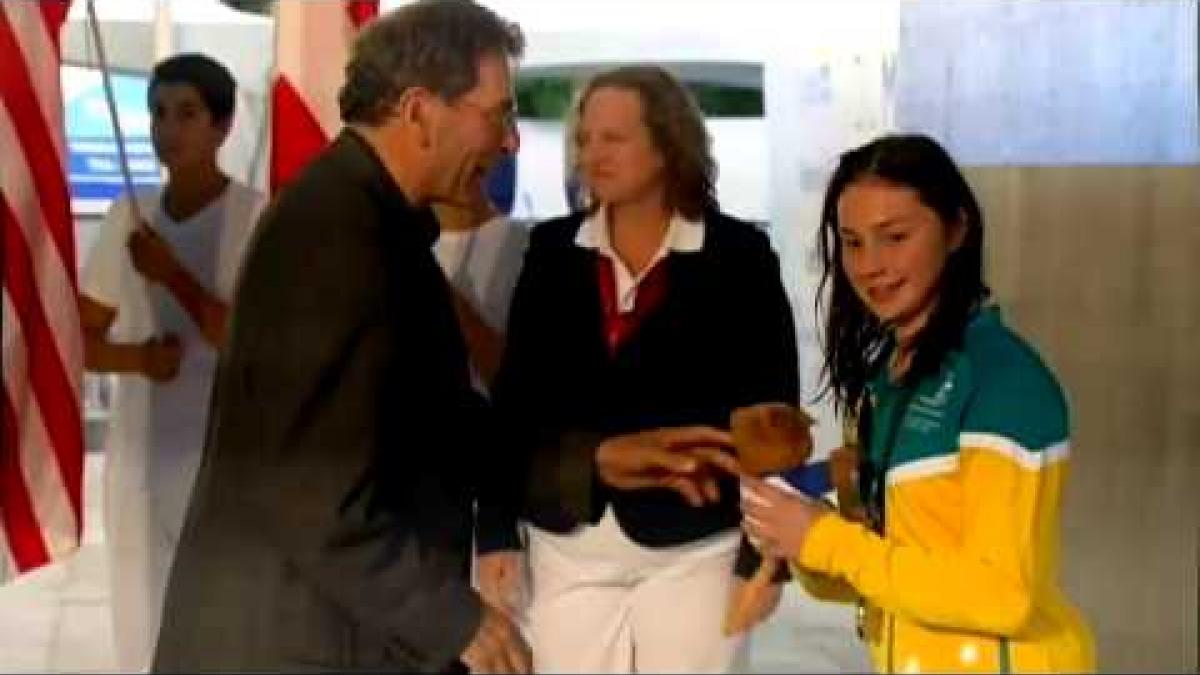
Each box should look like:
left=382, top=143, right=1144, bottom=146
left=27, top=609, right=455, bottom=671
left=63, top=66, right=162, bottom=214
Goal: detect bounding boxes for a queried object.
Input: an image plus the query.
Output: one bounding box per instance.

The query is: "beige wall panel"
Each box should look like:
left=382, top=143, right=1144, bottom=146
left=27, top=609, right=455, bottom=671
left=964, top=166, right=1199, bottom=673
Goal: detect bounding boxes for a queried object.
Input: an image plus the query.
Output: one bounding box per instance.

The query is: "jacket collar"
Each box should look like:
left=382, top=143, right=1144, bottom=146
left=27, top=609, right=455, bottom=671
left=334, top=129, right=440, bottom=247
left=574, top=205, right=705, bottom=256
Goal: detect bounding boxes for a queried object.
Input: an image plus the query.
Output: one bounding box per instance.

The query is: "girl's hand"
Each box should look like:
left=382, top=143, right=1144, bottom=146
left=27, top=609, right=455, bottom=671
left=740, top=475, right=833, bottom=560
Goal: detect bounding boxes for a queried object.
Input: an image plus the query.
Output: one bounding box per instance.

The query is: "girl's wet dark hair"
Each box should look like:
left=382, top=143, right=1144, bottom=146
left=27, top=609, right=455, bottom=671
left=816, top=133, right=990, bottom=414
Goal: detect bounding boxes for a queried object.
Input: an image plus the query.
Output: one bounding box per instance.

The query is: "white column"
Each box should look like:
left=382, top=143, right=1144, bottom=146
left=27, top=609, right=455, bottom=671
left=762, top=1, right=900, bottom=458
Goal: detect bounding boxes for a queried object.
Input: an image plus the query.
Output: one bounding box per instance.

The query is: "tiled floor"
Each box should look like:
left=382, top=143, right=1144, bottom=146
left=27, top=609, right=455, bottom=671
left=0, top=453, right=117, bottom=673
left=0, top=453, right=871, bottom=673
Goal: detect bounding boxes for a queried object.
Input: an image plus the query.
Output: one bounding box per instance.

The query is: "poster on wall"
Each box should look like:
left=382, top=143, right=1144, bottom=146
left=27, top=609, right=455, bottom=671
left=894, top=1, right=1199, bottom=165
left=62, top=65, right=163, bottom=216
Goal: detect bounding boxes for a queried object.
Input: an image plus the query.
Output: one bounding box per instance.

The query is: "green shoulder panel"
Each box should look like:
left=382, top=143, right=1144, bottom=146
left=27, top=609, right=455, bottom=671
left=958, top=310, right=1070, bottom=452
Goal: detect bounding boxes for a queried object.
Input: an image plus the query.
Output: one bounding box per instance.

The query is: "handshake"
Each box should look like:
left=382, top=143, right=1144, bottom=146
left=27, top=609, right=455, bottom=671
left=595, top=404, right=817, bottom=638
left=460, top=405, right=817, bottom=673
left=595, top=402, right=815, bottom=505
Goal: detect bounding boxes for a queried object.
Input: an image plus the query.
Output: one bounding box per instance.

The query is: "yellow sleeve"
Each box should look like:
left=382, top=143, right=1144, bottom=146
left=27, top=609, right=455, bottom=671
left=796, top=436, right=1068, bottom=637
left=789, top=560, right=859, bottom=604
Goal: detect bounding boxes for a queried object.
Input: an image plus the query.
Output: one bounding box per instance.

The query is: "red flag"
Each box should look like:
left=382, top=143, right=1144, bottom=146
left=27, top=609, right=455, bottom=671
left=0, top=0, right=84, bottom=582
left=270, top=0, right=379, bottom=192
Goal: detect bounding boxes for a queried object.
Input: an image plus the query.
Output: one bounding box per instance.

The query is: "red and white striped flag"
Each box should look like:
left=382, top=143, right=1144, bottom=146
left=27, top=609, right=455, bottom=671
left=0, top=0, right=84, bottom=583
left=271, top=0, right=379, bottom=192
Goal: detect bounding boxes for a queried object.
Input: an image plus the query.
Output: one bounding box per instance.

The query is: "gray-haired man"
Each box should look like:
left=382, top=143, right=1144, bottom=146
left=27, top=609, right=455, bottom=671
left=153, top=2, right=528, bottom=671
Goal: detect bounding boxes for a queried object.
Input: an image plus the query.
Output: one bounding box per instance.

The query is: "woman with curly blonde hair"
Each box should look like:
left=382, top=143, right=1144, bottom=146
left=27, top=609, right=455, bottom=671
left=477, top=64, right=800, bottom=672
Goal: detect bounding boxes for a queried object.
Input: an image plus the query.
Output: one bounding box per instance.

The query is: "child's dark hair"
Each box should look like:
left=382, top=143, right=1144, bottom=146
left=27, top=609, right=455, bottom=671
left=816, top=133, right=990, bottom=415
left=148, top=53, right=236, bottom=124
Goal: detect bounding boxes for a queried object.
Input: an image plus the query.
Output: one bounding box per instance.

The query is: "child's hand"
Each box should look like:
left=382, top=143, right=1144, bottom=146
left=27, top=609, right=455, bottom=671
left=140, top=333, right=182, bottom=382
left=128, top=225, right=181, bottom=284
left=740, top=475, right=833, bottom=560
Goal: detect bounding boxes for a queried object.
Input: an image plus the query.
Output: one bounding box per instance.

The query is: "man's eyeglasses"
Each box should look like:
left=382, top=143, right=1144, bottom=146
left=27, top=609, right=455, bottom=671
left=454, top=99, right=518, bottom=132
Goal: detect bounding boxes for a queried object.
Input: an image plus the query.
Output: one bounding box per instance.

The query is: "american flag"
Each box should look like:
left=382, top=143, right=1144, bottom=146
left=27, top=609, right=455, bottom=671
left=0, top=0, right=84, bottom=583
left=271, top=0, right=378, bottom=192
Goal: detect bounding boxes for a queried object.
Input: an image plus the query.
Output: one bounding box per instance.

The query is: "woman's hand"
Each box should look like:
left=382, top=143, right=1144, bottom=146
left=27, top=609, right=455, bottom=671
left=740, top=476, right=833, bottom=561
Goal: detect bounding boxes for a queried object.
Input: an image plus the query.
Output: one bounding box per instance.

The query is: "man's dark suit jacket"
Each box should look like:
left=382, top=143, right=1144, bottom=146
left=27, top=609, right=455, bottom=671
left=153, top=131, right=486, bottom=672
left=478, top=209, right=799, bottom=578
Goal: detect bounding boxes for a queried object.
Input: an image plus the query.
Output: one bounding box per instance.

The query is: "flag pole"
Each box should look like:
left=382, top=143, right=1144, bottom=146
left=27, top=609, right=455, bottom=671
left=245, top=0, right=281, bottom=193
left=83, top=0, right=141, bottom=222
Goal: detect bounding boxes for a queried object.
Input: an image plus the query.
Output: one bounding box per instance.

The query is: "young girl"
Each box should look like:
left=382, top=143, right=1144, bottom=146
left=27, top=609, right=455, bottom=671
left=740, top=134, right=1095, bottom=673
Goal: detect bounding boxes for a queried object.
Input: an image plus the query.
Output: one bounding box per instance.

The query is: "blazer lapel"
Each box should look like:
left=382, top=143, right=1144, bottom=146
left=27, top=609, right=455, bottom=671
left=564, top=244, right=611, bottom=366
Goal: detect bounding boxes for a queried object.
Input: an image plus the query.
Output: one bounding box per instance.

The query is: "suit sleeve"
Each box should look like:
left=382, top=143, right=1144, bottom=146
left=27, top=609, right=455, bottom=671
left=479, top=228, right=610, bottom=554
left=223, top=194, right=481, bottom=671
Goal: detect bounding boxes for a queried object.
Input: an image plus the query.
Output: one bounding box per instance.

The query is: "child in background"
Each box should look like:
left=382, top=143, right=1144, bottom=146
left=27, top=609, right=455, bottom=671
left=78, top=53, right=266, bottom=673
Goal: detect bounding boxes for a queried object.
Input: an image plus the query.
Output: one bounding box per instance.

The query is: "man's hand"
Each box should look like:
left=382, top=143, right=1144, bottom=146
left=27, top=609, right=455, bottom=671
left=140, top=333, right=182, bottom=382
left=128, top=225, right=182, bottom=284
left=476, top=551, right=525, bottom=618
left=595, top=426, right=738, bottom=507
left=460, top=602, right=531, bottom=674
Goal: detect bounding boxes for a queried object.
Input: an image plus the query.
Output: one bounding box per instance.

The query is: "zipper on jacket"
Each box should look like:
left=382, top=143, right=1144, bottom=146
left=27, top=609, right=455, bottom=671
left=887, top=613, right=895, bottom=673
